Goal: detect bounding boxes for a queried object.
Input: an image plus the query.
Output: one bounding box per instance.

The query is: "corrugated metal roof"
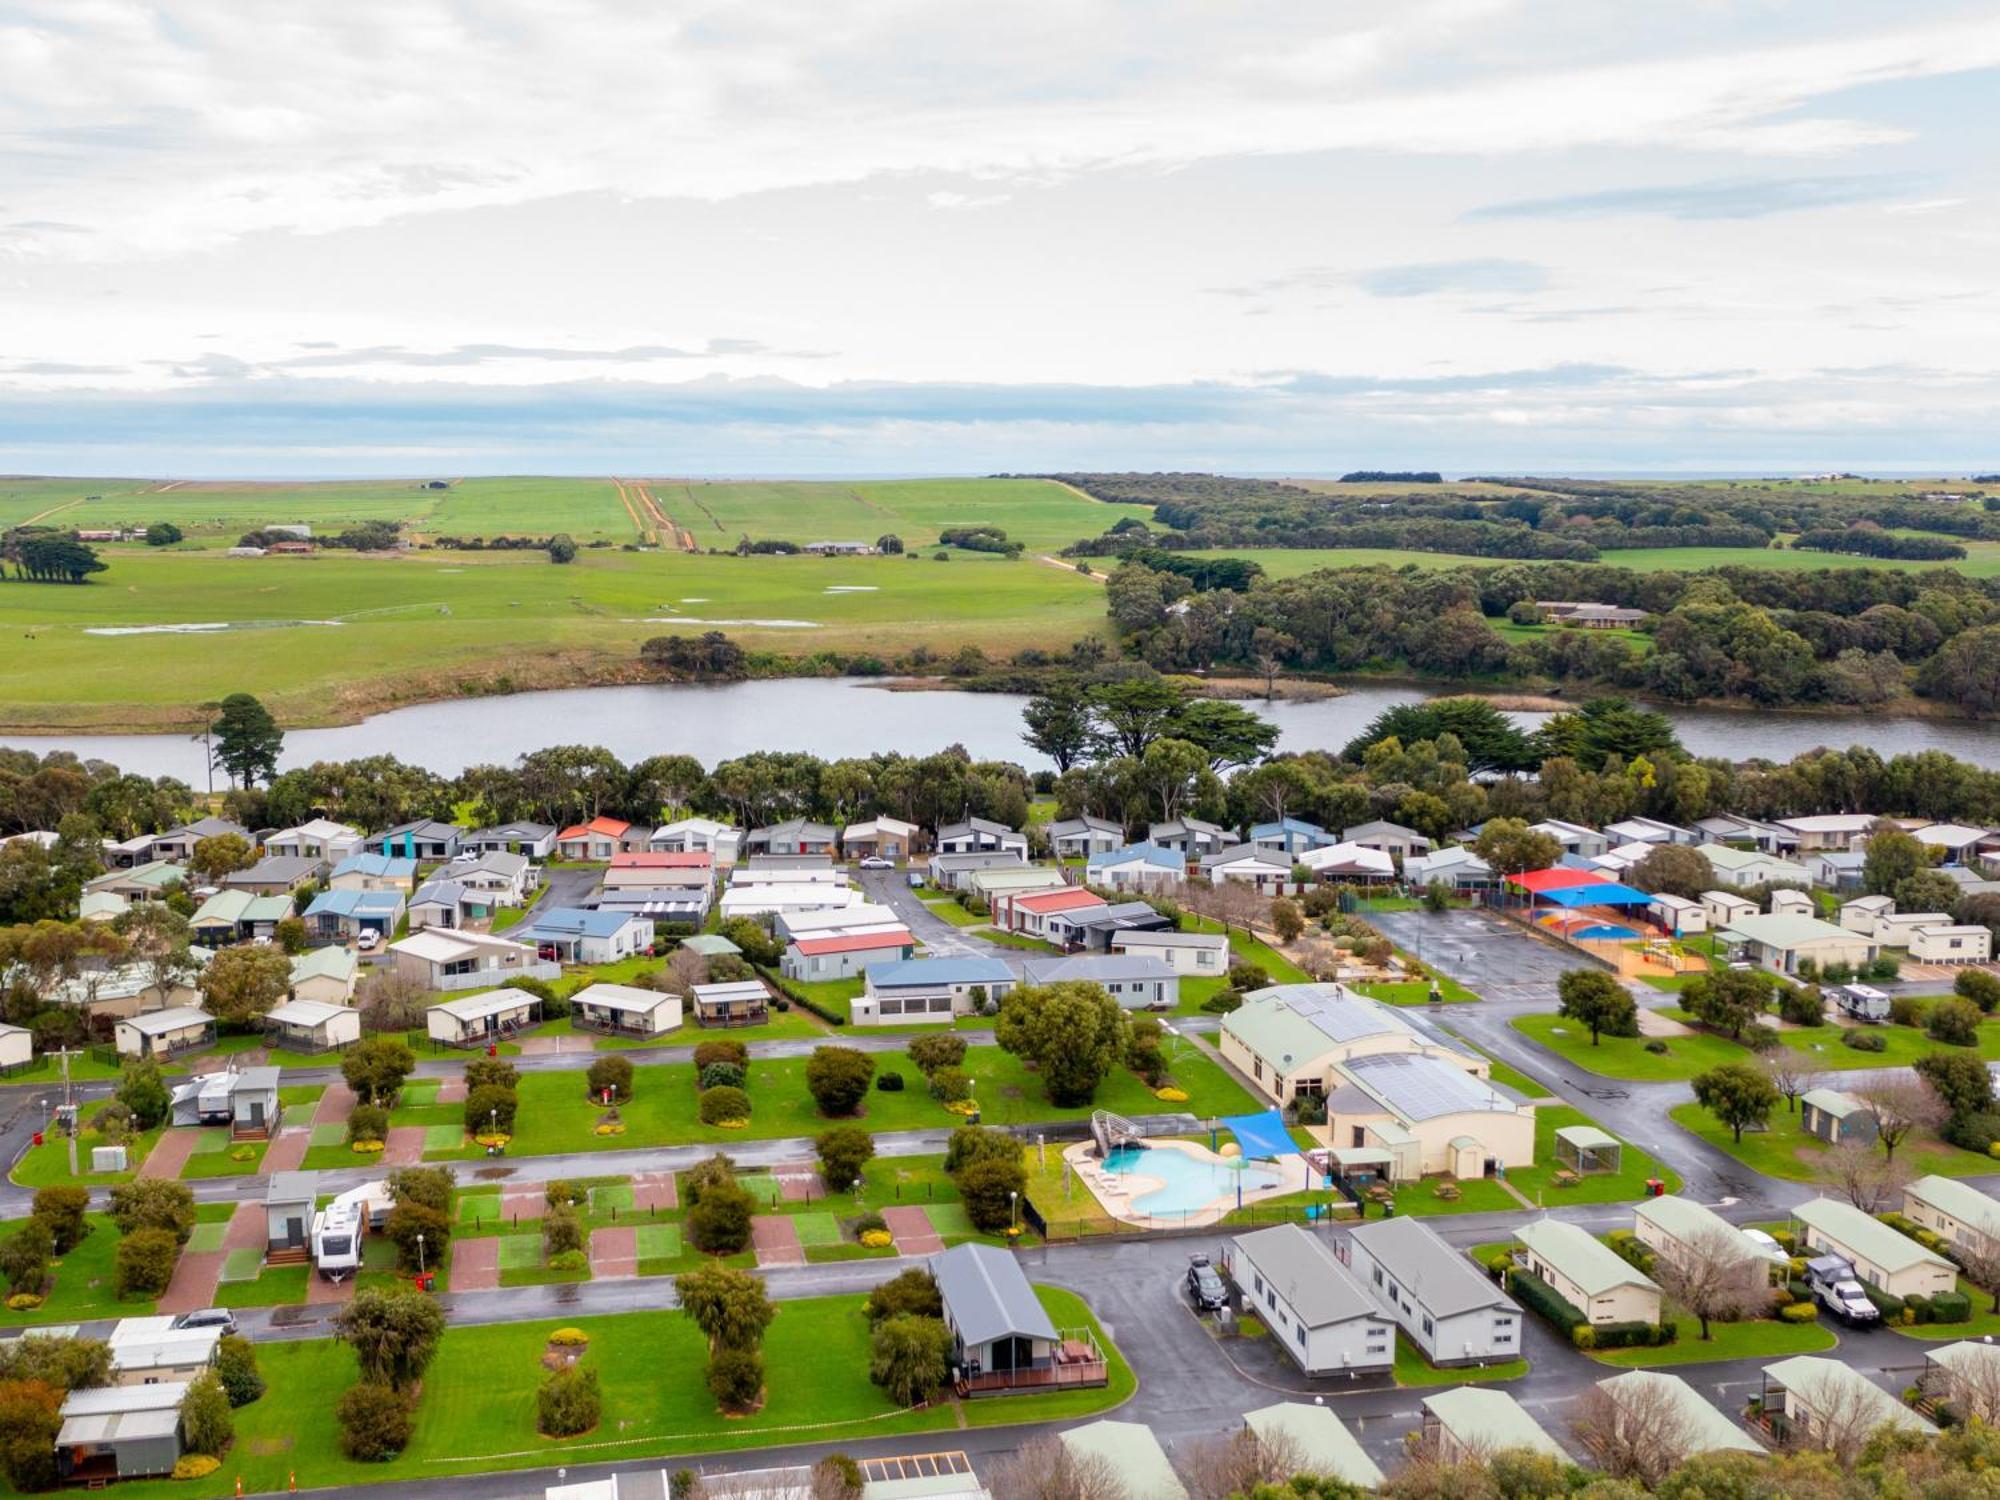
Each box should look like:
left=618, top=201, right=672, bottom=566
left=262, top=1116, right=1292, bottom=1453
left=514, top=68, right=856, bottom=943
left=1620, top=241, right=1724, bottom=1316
left=1340, top=1053, right=1516, bottom=1123
left=1515, top=1218, right=1659, bottom=1298
left=1421, top=1388, right=1564, bottom=1457
left=1795, top=1196, right=1953, bottom=1273
left=932, top=1242, right=1058, bottom=1348
left=1231, top=1224, right=1379, bottom=1328
left=1244, top=1405, right=1383, bottom=1489
left=1348, top=1215, right=1517, bottom=1320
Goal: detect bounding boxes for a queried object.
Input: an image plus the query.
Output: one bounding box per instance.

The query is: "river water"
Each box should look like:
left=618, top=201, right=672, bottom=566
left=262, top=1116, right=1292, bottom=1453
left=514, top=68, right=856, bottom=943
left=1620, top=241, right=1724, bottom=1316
left=7, top=680, right=1999, bottom=782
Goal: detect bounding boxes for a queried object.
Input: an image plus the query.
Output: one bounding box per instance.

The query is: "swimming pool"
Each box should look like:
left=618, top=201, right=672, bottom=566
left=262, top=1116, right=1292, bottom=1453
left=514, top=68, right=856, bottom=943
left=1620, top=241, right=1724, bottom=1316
left=1102, top=1145, right=1283, bottom=1216
left=1574, top=924, right=1640, bottom=940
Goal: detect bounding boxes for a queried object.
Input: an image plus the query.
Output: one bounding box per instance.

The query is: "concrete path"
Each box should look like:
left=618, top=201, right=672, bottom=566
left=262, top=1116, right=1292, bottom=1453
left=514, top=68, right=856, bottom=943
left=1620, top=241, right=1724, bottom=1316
left=305, top=1270, right=355, bottom=1307
left=159, top=1202, right=261, bottom=1315
left=261, top=1128, right=309, bottom=1175
left=449, top=1236, right=499, bottom=1292
left=880, top=1205, right=943, bottom=1255
left=751, top=1214, right=805, bottom=1267
left=589, top=1226, right=638, bottom=1279
left=381, top=1126, right=426, bottom=1166
left=140, top=1128, right=200, bottom=1181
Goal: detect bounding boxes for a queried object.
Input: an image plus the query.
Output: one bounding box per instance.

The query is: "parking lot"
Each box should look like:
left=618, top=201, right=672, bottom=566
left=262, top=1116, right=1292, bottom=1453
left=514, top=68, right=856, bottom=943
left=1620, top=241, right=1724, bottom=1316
left=1369, top=906, right=1578, bottom=1010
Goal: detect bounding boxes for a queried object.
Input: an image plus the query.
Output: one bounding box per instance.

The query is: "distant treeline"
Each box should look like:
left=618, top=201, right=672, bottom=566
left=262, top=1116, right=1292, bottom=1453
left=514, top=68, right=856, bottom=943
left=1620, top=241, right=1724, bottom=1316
left=1338, top=470, right=1441, bottom=483
left=1043, top=471, right=2000, bottom=565
left=1, top=528, right=107, bottom=584
left=1104, top=555, right=2000, bottom=714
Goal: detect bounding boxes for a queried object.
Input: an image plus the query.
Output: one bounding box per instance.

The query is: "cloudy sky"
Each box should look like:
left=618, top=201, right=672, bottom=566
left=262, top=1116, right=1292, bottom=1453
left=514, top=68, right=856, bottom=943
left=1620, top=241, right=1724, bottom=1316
left=3, top=0, right=1998, bottom=476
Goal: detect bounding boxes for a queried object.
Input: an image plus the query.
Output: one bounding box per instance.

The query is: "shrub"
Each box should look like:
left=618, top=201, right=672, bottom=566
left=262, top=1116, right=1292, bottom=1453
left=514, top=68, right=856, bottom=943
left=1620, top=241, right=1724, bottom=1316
left=866, top=1266, right=945, bottom=1325
left=180, top=1371, right=233, bottom=1457
left=706, top=1344, right=764, bottom=1412
left=944, top=1125, right=1020, bottom=1173
left=549, top=1249, right=589, bottom=1272
left=545, top=1204, right=584, bottom=1257
left=114, top=1227, right=179, bottom=1298
left=698, top=1085, right=751, bottom=1126
left=699, top=1061, right=746, bottom=1091
left=1934, top=1290, right=1973, bottom=1323
left=855, top=1211, right=888, bottom=1236
left=694, top=1039, right=749, bottom=1071
left=214, top=1336, right=264, bottom=1407
left=869, top=1314, right=953, bottom=1405
left=29, top=1187, right=89, bottom=1255
left=1643, top=1039, right=1669, bottom=1055
left=1890, top=995, right=1927, bottom=1028
left=1778, top=985, right=1826, bottom=1027
left=1507, top=1268, right=1585, bottom=1335
left=383, top=1201, right=450, bottom=1274
left=464, top=1082, right=518, bottom=1136
left=1200, top=990, right=1243, bottom=1015
left=1928, top=998, right=1983, bottom=1047
left=816, top=1126, right=875, bottom=1188
left=348, top=1102, right=389, bottom=1145
left=805, top=1046, right=876, bottom=1116
left=1778, top=1300, right=1820, bottom=1323
left=174, top=1456, right=222, bottom=1480
left=875, top=1071, right=906, bottom=1092
left=0, top=1224, right=50, bottom=1298
left=336, top=1382, right=411, bottom=1461
left=907, top=1033, right=968, bottom=1076
left=928, top=1066, right=972, bottom=1104
left=544, top=1179, right=581, bottom=1208
left=387, top=1166, right=455, bottom=1216
left=538, top=1365, right=601, bottom=1436
left=686, top=1181, right=755, bottom=1254
left=550, top=1327, right=590, bottom=1347
left=1842, top=1029, right=1887, bottom=1052
left=586, top=1055, right=635, bottom=1103
left=108, top=1179, right=197, bottom=1243
left=1956, top=969, right=2000, bottom=1013
left=955, top=1156, right=1028, bottom=1233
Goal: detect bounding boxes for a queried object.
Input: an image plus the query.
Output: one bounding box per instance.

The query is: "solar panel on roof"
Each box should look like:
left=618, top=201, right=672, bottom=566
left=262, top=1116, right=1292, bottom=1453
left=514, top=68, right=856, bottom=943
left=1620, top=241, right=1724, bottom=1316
left=1344, top=1053, right=1509, bottom=1120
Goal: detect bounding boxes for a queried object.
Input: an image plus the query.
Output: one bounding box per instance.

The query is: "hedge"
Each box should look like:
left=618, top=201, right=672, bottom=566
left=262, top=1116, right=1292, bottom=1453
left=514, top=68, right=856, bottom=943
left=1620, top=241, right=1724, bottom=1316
left=1862, top=1282, right=1907, bottom=1318
left=1608, top=1234, right=1657, bottom=1276
left=1933, top=1289, right=1973, bottom=1323
left=1508, top=1269, right=1585, bottom=1335
left=753, top=963, right=846, bottom=1026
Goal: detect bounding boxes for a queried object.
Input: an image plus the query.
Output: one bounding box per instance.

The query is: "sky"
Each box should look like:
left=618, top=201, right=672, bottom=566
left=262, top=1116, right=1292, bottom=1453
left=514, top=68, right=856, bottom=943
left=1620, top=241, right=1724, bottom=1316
left=2, top=0, right=1998, bottom=477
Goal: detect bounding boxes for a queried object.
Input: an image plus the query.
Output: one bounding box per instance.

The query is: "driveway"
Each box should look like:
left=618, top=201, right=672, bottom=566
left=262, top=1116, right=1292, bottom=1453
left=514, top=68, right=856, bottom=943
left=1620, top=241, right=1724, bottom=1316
left=858, top=867, right=1016, bottom=965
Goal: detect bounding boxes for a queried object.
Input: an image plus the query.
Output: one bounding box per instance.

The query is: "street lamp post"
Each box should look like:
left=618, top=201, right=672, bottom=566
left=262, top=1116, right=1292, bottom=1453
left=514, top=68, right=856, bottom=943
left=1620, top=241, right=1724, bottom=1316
left=416, top=1233, right=425, bottom=1279
left=1009, top=1190, right=1018, bottom=1233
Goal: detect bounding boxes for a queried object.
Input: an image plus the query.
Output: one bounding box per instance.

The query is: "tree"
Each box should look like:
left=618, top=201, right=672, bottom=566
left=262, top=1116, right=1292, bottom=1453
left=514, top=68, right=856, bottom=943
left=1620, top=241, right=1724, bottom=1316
left=0, top=1222, right=50, bottom=1296
left=108, top=1179, right=195, bottom=1242
left=876, top=533, right=904, bottom=555
left=356, top=969, right=428, bottom=1032
left=1690, top=1064, right=1778, bottom=1143
left=1927, top=997, right=1983, bottom=1047
left=1895, top=868, right=1964, bottom=916
left=1862, top=822, right=1926, bottom=897
left=383, top=1201, right=450, bottom=1273
left=1167, top=700, right=1279, bottom=771
left=272, top=914, right=308, bottom=954
left=1473, top=818, right=1561, bottom=877
left=0, top=1379, right=64, bottom=1492
left=0, top=1333, right=111, bottom=1390
left=1022, top=682, right=1096, bottom=773
left=1088, top=677, right=1185, bottom=758
left=1855, top=1078, right=1946, bottom=1163
left=465, top=1082, right=517, bottom=1136
left=335, top=1285, right=446, bottom=1390
left=547, top=532, right=578, bottom=564
left=816, top=1126, right=875, bottom=1189
left=676, top=1262, right=775, bottom=1349
left=1556, top=969, right=1638, bottom=1045
left=335, top=1382, right=411, bottom=1461
left=144, top=521, right=183, bottom=546
left=214, top=1335, right=264, bottom=1407
left=869, top=1314, right=952, bottom=1406
left=1652, top=1227, right=1766, bottom=1340
left=1134, top=737, right=1209, bottom=822
left=994, top=982, right=1129, bottom=1107
left=987, top=1436, right=1127, bottom=1500
left=1629, top=844, right=1710, bottom=900
left=179, top=1370, right=233, bottom=1456
left=209, top=693, right=284, bottom=788
left=1915, top=1050, right=1994, bottom=1120
left=114, top=1055, right=173, bottom=1130
left=955, top=1155, right=1028, bottom=1233
left=30, top=1186, right=89, bottom=1254
left=1955, top=968, right=2000, bottom=1014
left=685, top=1177, right=755, bottom=1253
left=1824, top=1140, right=1909, bottom=1213
left=386, top=1166, right=455, bottom=1216
left=114, top=1227, right=179, bottom=1297
left=342, top=1037, right=416, bottom=1104
left=705, top=1344, right=763, bottom=1412
left=199, top=942, right=292, bottom=1027
left=187, top=832, right=255, bottom=881
left=1182, top=1427, right=1306, bottom=1500
left=538, top=1364, right=600, bottom=1437
left=1918, top=623, right=2000, bottom=714
left=1570, top=1381, right=1699, bottom=1488
left=1269, top=898, right=1304, bottom=942
left=1682, top=969, right=1770, bottom=1042
left=1759, top=1051, right=1821, bottom=1116
left=804, top=1046, right=876, bottom=1116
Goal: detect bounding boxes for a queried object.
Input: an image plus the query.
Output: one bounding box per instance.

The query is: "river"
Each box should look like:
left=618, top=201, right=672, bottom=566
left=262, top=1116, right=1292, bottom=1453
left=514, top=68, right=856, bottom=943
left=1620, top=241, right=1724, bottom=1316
left=6, top=679, right=1999, bottom=782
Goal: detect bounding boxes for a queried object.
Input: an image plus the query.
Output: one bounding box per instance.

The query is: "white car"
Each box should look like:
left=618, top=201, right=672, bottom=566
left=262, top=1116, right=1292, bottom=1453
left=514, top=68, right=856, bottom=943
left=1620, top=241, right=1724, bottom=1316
left=355, top=930, right=380, bottom=951
left=858, top=856, right=894, bottom=870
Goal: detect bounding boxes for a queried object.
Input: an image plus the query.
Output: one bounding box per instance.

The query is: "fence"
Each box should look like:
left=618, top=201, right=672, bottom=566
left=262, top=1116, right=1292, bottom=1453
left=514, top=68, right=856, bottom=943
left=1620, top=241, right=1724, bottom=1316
left=1021, top=1194, right=1350, bottom=1244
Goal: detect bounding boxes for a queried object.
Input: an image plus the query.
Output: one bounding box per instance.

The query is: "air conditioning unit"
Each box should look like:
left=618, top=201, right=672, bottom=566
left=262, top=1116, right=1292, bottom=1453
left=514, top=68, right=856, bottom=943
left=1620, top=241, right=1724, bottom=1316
left=92, top=1145, right=128, bottom=1173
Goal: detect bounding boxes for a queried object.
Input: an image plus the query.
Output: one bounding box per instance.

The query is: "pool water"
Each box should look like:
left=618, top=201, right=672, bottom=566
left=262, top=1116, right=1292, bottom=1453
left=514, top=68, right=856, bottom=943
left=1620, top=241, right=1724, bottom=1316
left=1102, top=1145, right=1282, bottom=1215
left=1574, top=924, right=1639, bottom=940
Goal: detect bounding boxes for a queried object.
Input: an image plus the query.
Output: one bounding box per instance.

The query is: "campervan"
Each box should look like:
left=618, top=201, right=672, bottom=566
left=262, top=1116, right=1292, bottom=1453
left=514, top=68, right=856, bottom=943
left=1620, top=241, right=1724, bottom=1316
left=311, top=1180, right=389, bottom=1281
left=1833, top=984, right=1891, bottom=1024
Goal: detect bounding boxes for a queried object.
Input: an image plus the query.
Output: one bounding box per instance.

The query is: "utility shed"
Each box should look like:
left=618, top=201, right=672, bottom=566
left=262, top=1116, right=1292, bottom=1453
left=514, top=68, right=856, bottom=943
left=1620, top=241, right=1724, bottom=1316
left=265, top=1171, right=315, bottom=1253
left=1553, top=1124, right=1621, bottom=1175
left=56, top=1381, right=187, bottom=1482
left=1243, top=1403, right=1384, bottom=1489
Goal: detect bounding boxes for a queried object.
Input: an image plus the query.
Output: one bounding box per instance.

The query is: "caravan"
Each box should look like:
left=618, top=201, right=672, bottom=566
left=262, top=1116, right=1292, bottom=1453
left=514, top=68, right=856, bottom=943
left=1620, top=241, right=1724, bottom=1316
left=311, top=1180, right=389, bottom=1281
left=1833, top=984, right=1891, bottom=1024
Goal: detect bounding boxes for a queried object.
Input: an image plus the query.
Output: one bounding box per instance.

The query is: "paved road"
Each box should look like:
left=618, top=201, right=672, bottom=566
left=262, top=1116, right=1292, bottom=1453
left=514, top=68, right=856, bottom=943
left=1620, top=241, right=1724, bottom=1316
left=860, top=867, right=1014, bottom=963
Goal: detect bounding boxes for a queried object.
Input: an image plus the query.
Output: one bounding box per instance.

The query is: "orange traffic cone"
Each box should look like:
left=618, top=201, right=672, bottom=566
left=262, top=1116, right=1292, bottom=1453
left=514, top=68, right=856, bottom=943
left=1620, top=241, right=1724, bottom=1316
left=290, top=1471, right=298, bottom=1492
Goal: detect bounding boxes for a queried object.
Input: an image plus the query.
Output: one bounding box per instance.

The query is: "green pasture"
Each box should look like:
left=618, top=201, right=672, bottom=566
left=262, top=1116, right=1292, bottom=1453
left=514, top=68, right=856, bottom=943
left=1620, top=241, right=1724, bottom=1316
left=1192, top=543, right=2000, bottom=579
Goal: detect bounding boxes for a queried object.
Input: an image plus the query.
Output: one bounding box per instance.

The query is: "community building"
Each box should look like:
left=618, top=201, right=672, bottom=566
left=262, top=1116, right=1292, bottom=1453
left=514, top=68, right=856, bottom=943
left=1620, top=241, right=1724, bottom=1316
left=1721, top=913, right=1879, bottom=976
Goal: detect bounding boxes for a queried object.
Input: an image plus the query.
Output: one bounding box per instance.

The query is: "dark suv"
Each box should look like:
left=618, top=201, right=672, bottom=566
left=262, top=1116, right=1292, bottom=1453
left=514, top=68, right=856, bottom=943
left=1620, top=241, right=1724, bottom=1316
left=1186, top=1254, right=1227, bottom=1312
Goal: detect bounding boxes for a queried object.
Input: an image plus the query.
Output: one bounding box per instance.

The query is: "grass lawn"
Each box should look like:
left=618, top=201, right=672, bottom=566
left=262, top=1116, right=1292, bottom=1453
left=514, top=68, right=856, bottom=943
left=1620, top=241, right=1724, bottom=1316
left=180, top=1136, right=268, bottom=1179
left=1393, top=1177, right=1520, bottom=1216
left=1512, top=1013, right=1751, bottom=1082
left=1774, top=1018, right=2000, bottom=1072
left=922, top=899, right=983, bottom=928
left=1508, top=1105, right=1681, bottom=1206
left=1894, top=1279, right=2000, bottom=1340
left=1591, top=1313, right=1836, bottom=1366
left=94, top=1286, right=1130, bottom=1496
left=0, top=1212, right=161, bottom=1324
left=418, top=1045, right=1257, bottom=1158
left=1669, top=1100, right=1998, bottom=1182
left=11, top=1126, right=161, bottom=1188
left=1394, top=1332, right=1527, bottom=1386
left=1173, top=918, right=1309, bottom=1013
left=1358, top=978, right=1479, bottom=1007
left=978, top=930, right=1061, bottom=954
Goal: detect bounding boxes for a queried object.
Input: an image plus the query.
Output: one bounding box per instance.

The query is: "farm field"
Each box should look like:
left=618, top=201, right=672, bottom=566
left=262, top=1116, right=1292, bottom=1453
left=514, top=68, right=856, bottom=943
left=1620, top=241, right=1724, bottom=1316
left=0, top=544, right=1112, bottom=729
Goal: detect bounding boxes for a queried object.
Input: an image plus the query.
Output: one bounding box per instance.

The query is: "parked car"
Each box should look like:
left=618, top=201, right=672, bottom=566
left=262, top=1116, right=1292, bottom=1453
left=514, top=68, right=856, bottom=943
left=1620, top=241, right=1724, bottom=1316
left=1806, top=1254, right=1879, bottom=1325
left=1186, top=1253, right=1227, bottom=1312
left=173, top=1308, right=239, bottom=1336
left=858, top=856, right=894, bottom=870
left=356, top=930, right=380, bottom=951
